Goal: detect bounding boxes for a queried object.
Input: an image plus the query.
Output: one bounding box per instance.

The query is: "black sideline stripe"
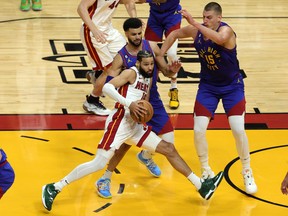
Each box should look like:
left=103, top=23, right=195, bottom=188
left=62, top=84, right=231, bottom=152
left=114, top=167, right=121, bottom=174
left=118, top=183, right=125, bottom=194
left=20, top=135, right=49, bottom=142
left=94, top=203, right=112, bottom=213
left=72, top=147, right=94, bottom=156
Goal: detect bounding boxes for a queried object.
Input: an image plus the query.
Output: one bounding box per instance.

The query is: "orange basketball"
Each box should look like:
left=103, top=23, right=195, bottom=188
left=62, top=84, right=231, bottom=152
left=130, top=100, right=154, bottom=124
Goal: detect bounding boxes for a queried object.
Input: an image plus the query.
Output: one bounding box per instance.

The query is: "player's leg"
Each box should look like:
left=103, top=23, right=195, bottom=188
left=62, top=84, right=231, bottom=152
left=164, top=10, right=182, bottom=109
left=81, top=26, right=126, bottom=116
left=96, top=143, right=132, bottom=198
left=0, top=160, right=15, bottom=199
left=42, top=149, right=114, bottom=211
left=136, top=106, right=175, bottom=178
left=141, top=132, right=224, bottom=200
left=223, top=83, right=257, bottom=194
left=193, top=84, right=219, bottom=179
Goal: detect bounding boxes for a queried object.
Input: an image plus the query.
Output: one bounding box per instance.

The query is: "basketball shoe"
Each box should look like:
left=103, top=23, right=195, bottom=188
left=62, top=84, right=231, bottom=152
left=32, top=0, right=42, bottom=11
left=198, top=171, right=224, bottom=200
left=42, top=183, right=60, bottom=211
left=96, top=178, right=112, bottom=199
left=168, top=88, right=179, bottom=109
left=137, top=150, right=161, bottom=177
left=83, top=95, right=111, bottom=116
left=242, top=168, right=258, bottom=194
left=20, top=0, right=31, bottom=11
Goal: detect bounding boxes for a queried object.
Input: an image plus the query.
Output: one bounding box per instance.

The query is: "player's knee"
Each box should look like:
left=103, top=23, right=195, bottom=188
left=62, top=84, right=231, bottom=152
left=156, top=140, right=176, bottom=157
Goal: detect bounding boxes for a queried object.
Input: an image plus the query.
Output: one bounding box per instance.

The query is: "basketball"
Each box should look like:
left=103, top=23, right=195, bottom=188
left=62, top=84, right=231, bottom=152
left=130, top=100, right=154, bottom=124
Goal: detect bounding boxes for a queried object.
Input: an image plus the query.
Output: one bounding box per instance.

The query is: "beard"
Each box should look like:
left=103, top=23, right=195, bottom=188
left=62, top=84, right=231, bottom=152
left=139, top=66, right=153, bottom=78
left=128, top=38, right=142, bottom=48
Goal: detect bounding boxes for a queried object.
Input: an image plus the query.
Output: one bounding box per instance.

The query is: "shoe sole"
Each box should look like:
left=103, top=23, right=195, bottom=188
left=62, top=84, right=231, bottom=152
left=97, top=190, right=112, bottom=199
left=82, top=104, right=110, bottom=116
left=41, top=185, right=50, bottom=211
left=136, top=154, right=161, bottom=178
left=204, top=171, right=224, bottom=200
left=245, top=185, right=258, bottom=194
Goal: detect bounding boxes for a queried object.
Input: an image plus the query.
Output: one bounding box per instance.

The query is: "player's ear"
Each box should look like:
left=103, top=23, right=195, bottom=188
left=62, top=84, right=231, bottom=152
left=135, top=60, right=140, bottom=68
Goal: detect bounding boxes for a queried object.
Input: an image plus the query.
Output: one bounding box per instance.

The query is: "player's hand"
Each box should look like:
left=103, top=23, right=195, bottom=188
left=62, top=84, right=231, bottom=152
left=180, top=9, right=196, bottom=25
left=129, top=101, right=147, bottom=119
left=168, top=59, right=182, bottom=76
left=92, top=29, right=108, bottom=44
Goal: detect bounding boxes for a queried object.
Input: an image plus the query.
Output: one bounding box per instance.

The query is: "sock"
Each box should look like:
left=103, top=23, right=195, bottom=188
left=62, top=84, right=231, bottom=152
left=170, top=81, right=177, bottom=89
left=187, top=172, right=202, bottom=190
left=141, top=150, right=153, bottom=159
left=101, top=169, right=112, bottom=180
left=87, top=94, right=99, bottom=103
left=54, top=179, right=69, bottom=191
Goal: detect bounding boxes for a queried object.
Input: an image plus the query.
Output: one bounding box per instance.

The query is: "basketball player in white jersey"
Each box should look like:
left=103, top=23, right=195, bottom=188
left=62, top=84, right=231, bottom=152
left=42, top=50, right=224, bottom=211
left=78, top=0, right=137, bottom=116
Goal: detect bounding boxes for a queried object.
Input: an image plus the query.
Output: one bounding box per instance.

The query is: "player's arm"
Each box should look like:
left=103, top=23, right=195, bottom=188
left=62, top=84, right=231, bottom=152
left=103, top=69, right=136, bottom=108
left=106, top=54, right=125, bottom=78
left=159, top=25, right=197, bottom=57
left=150, top=42, right=181, bottom=78
left=103, top=69, right=146, bottom=116
left=77, top=0, right=107, bottom=43
left=181, top=9, right=235, bottom=48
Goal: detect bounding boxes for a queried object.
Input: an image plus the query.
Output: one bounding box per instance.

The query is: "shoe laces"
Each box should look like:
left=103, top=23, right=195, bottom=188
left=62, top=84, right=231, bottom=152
left=145, top=158, right=157, bottom=170
left=98, top=179, right=110, bottom=191
left=95, top=100, right=107, bottom=110
left=87, top=97, right=107, bottom=110
left=243, top=169, right=255, bottom=185
left=201, top=178, right=215, bottom=189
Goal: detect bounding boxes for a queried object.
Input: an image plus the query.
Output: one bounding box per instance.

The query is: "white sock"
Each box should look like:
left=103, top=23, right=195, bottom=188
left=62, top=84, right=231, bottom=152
left=54, top=179, right=69, bottom=191
left=170, top=81, right=177, bottom=89
left=141, top=149, right=153, bottom=159
left=101, top=169, right=112, bottom=180
left=187, top=172, right=202, bottom=190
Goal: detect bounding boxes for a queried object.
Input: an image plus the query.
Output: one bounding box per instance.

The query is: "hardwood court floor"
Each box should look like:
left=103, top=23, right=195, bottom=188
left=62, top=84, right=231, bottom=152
left=0, top=130, right=288, bottom=215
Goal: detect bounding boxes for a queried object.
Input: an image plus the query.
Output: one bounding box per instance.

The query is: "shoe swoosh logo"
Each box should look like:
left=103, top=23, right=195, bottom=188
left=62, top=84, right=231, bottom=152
left=47, top=188, right=53, bottom=196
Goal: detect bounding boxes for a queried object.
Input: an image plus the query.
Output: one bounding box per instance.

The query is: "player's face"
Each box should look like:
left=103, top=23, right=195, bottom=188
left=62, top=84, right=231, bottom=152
left=126, top=27, right=143, bottom=47
left=202, top=10, right=221, bottom=30
left=138, top=57, right=154, bottom=78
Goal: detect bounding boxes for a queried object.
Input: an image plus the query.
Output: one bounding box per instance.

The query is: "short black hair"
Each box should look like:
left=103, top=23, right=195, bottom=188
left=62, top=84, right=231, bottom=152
left=123, top=17, right=142, bottom=32
left=137, top=50, right=153, bottom=61
left=204, top=2, right=222, bottom=15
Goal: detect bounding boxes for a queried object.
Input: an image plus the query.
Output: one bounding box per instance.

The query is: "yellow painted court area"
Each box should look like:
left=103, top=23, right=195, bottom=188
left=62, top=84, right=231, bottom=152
left=1, top=130, right=287, bottom=215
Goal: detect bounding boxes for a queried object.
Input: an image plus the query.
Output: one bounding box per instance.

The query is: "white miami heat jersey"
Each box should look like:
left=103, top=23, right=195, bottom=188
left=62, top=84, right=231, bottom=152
left=89, top=0, right=121, bottom=32
left=115, top=66, right=151, bottom=112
